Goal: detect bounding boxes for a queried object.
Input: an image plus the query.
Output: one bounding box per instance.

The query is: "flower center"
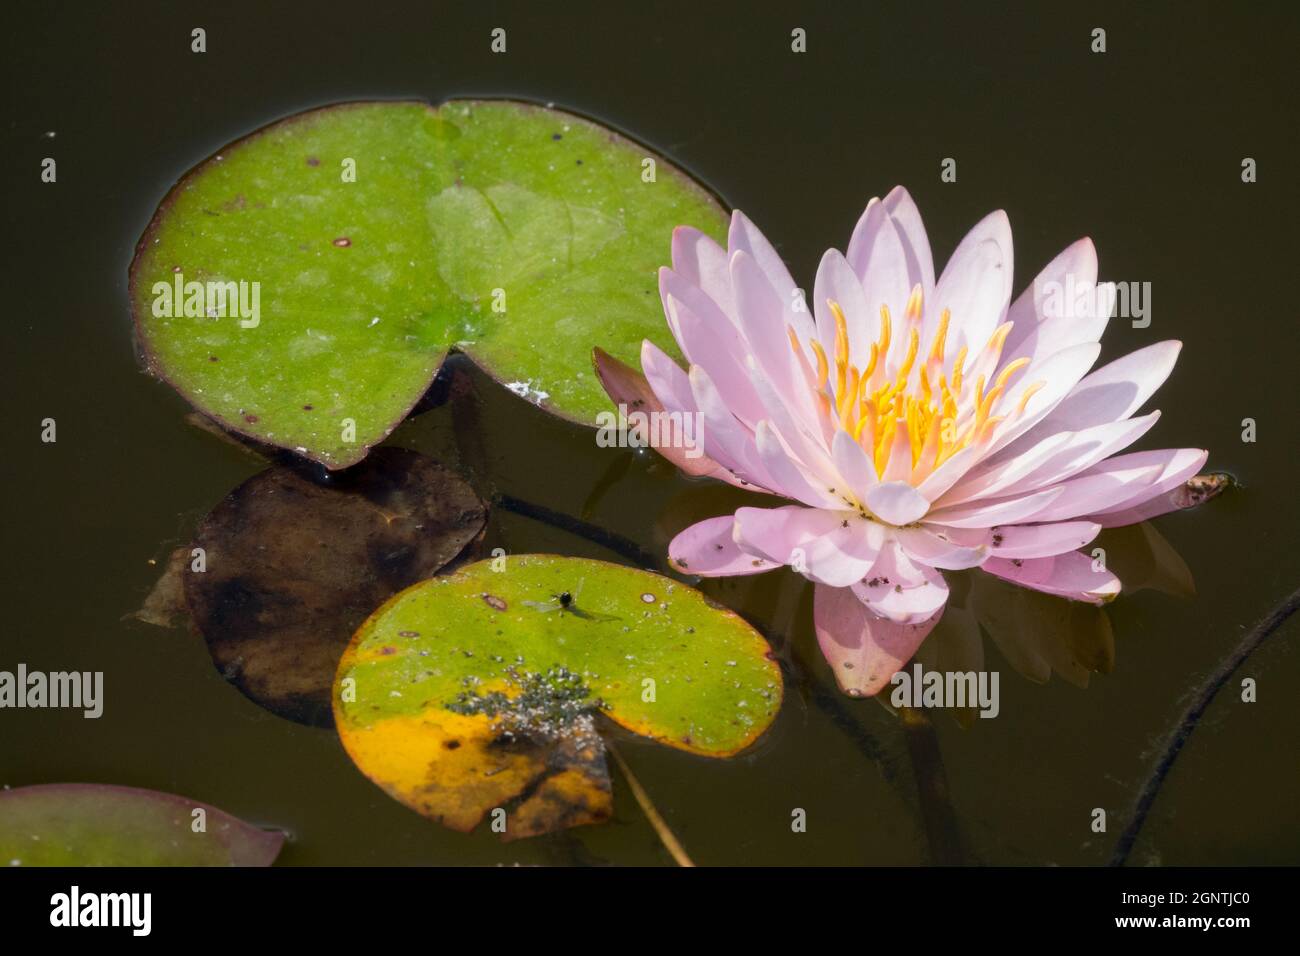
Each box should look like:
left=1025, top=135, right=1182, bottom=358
left=787, top=284, right=1045, bottom=482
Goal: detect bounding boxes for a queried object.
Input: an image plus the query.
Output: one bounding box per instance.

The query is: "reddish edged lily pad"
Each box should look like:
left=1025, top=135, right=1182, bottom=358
left=130, top=100, right=727, bottom=468
left=0, top=784, right=284, bottom=866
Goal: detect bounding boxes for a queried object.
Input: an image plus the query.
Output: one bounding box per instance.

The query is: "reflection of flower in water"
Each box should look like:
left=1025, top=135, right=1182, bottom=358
left=597, top=187, right=1220, bottom=697
left=907, top=516, right=1212, bottom=725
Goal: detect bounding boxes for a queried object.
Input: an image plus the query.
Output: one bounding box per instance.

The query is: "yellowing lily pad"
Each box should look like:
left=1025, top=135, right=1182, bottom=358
left=130, top=99, right=727, bottom=468
left=0, top=784, right=284, bottom=866
left=333, top=555, right=782, bottom=839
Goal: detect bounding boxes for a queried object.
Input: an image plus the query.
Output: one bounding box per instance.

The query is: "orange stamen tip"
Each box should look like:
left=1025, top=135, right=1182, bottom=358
left=877, top=305, right=892, bottom=356
left=930, top=308, right=952, bottom=362
left=905, top=284, right=924, bottom=321
left=810, top=340, right=830, bottom=388
left=994, top=356, right=1030, bottom=391
left=1015, top=380, right=1047, bottom=415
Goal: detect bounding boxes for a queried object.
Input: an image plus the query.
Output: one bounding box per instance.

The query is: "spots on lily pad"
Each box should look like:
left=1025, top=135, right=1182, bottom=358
left=333, top=555, right=782, bottom=839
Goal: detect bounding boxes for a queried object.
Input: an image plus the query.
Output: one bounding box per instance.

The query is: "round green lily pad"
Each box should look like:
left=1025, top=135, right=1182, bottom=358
left=0, top=784, right=284, bottom=866
left=333, top=555, right=782, bottom=838
left=130, top=99, right=727, bottom=468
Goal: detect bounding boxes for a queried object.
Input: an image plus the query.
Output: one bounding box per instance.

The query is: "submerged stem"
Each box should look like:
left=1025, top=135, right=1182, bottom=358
left=607, top=742, right=695, bottom=867
left=899, top=706, right=966, bottom=865
left=1110, top=582, right=1300, bottom=866
left=495, top=494, right=660, bottom=569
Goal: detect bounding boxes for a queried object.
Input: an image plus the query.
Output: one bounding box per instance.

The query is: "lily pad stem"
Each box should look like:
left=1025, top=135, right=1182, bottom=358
left=1110, top=582, right=1300, bottom=865
left=607, top=742, right=696, bottom=867
left=495, top=494, right=660, bottom=569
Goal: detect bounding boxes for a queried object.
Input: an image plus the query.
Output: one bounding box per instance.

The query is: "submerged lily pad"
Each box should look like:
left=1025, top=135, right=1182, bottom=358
left=130, top=99, right=727, bottom=468
left=0, top=784, right=284, bottom=866
left=187, top=448, right=486, bottom=726
left=333, top=555, right=781, bottom=838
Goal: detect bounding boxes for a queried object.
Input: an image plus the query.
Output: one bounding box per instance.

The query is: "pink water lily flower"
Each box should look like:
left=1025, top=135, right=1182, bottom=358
left=594, top=187, right=1209, bottom=697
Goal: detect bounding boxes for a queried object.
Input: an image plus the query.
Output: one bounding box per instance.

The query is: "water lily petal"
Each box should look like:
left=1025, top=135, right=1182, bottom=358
left=593, top=345, right=735, bottom=484
left=668, top=515, right=776, bottom=576
left=733, top=505, right=882, bottom=587
left=882, top=186, right=937, bottom=296
left=639, top=340, right=696, bottom=415
left=948, top=411, right=1160, bottom=506
left=982, top=551, right=1121, bottom=604
left=666, top=293, right=766, bottom=427
left=980, top=341, right=1102, bottom=459
left=745, top=355, right=840, bottom=482
left=1004, top=341, right=1181, bottom=456
left=1093, top=469, right=1227, bottom=528
left=934, top=209, right=1013, bottom=356
left=1001, top=237, right=1109, bottom=369
left=926, top=484, right=1064, bottom=528
left=831, top=428, right=879, bottom=502
left=730, top=249, right=814, bottom=423
left=989, top=521, right=1102, bottom=559
left=850, top=538, right=950, bottom=623
left=865, top=480, right=931, bottom=525
left=937, top=431, right=1076, bottom=506
left=1009, top=465, right=1164, bottom=524
left=916, top=442, right=986, bottom=502
left=1087, top=448, right=1210, bottom=518
left=688, top=364, right=773, bottom=490
left=670, top=225, right=735, bottom=317
left=814, top=582, right=943, bottom=697
left=813, top=248, right=880, bottom=368
left=840, top=203, right=913, bottom=337
left=754, top=421, right=843, bottom=509
left=896, top=524, right=991, bottom=569
left=659, top=266, right=744, bottom=355
left=1019, top=448, right=1201, bottom=523
left=729, top=210, right=800, bottom=304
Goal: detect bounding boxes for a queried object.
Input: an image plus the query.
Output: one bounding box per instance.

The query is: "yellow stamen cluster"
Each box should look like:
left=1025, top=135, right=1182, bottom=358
left=788, top=285, right=1045, bottom=482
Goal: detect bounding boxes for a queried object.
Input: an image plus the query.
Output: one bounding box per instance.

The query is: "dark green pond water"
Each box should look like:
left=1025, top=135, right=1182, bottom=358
left=4, top=1, right=1297, bottom=865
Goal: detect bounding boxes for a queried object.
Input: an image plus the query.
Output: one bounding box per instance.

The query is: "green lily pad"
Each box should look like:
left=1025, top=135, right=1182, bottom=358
left=0, top=784, right=284, bottom=866
left=130, top=99, right=727, bottom=468
left=333, top=555, right=782, bottom=838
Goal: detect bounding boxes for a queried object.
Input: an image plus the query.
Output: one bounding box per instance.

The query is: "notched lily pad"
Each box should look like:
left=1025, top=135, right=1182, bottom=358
left=130, top=99, right=727, bottom=468
left=187, top=447, right=486, bottom=726
left=333, top=555, right=782, bottom=839
left=0, top=784, right=284, bottom=866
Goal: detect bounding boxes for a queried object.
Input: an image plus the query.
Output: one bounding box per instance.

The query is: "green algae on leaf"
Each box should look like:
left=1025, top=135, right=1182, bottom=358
left=186, top=448, right=486, bottom=727
left=333, top=555, right=782, bottom=839
left=130, top=100, right=727, bottom=468
left=0, top=784, right=284, bottom=866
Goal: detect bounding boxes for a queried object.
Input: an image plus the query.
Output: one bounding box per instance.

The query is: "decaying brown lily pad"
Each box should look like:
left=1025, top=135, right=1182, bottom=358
left=187, top=447, right=486, bottom=726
